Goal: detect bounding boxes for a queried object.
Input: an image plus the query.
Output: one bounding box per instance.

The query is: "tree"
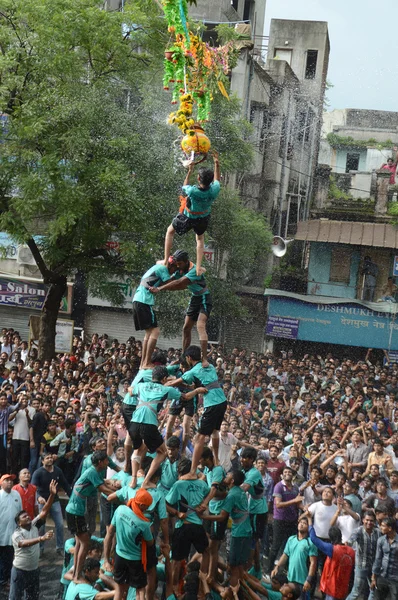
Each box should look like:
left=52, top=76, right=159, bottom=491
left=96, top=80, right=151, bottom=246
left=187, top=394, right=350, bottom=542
left=0, top=0, right=169, bottom=358
left=0, top=0, right=272, bottom=357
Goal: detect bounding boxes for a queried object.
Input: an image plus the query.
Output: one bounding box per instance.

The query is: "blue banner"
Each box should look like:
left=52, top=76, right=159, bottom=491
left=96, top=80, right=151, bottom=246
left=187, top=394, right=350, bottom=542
left=267, top=295, right=398, bottom=350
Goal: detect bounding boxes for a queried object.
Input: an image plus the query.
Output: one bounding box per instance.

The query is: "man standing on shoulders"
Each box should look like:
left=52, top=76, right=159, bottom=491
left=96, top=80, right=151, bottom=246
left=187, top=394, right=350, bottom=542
left=372, top=516, right=398, bottom=600
left=166, top=345, right=227, bottom=476
left=9, top=480, right=57, bottom=600
left=0, top=474, right=22, bottom=588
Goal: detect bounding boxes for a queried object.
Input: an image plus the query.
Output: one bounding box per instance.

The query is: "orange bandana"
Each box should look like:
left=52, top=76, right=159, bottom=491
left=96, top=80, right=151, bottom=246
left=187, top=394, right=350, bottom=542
left=127, top=489, right=152, bottom=572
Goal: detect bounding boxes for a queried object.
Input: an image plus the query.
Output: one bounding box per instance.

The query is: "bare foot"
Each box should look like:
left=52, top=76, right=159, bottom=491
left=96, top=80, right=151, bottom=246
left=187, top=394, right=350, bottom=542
left=156, top=259, right=166, bottom=265
left=201, top=360, right=209, bottom=368
left=141, top=479, right=150, bottom=489
left=129, top=475, right=138, bottom=489
left=196, top=266, right=206, bottom=276
left=180, top=471, right=198, bottom=480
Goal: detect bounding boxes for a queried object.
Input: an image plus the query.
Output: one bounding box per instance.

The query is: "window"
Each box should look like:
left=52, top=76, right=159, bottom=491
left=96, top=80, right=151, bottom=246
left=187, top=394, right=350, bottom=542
left=250, top=102, right=271, bottom=153
left=243, top=0, right=252, bottom=21
left=231, top=0, right=239, bottom=9
left=274, top=49, right=292, bottom=66
left=305, top=50, right=318, bottom=79
left=330, top=247, right=351, bottom=283
left=297, top=111, right=306, bottom=142
left=345, top=153, right=360, bottom=173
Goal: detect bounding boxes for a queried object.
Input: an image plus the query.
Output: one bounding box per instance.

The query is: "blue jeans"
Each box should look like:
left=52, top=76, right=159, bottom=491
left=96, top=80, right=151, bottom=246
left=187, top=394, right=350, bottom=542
left=28, top=446, right=40, bottom=474
left=9, top=566, right=39, bottom=600
left=40, top=501, right=64, bottom=550
left=347, top=567, right=374, bottom=600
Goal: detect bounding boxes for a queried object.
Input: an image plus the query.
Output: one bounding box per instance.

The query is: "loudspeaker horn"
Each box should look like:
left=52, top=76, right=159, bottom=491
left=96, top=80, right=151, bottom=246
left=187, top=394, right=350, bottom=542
left=271, top=236, right=294, bottom=257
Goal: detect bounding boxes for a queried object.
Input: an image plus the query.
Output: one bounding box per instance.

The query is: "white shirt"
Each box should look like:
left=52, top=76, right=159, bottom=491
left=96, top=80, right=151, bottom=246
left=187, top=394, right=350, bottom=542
left=210, top=432, right=238, bottom=472
left=309, top=501, right=338, bottom=538
left=12, top=515, right=43, bottom=570
left=336, top=513, right=360, bottom=543
left=0, top=489, right=22, bottom=545
left=12, top=406, right=35, bottom=441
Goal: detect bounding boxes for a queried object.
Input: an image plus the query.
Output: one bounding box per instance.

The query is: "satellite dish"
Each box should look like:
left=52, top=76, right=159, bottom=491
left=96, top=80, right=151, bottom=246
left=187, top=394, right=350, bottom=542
left=271, top=236, right=294, bottom=258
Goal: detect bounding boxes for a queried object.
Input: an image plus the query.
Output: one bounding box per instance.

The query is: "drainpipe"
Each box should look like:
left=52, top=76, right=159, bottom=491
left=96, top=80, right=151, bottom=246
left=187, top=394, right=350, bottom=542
left=277, top=87, right=292, bottom=236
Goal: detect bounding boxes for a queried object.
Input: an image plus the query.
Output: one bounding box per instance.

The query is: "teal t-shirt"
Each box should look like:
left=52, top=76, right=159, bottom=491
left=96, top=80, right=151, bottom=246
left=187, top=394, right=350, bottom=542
left=243, top=467, right=268, bottom=515
left=204, top=465, right=226, bottom=514
left=165, top=478, right=210, bottom=528
left=182, top=180, right=220, bottom=219
left=182, top=362, right=225, bottom=408
left=66, top=466, right=104, bottom=516
left=132, top=381, right=181, bottom=426
left=133, top=264, right=171, bottom=306
left=284, top=534, right=318, bottom=585
left=173, top=264, right=209, bottom=297
left=65, top=582, right=97, bottom=600
left=159, top=459, right=178, bottom=493
left=60, top=538, right=76, bottom=585
left=125, top=367, right=176, bottom=408
left=81, top=453, right=117, bottom=477
left=222, top=485, right=252, bottom=538
left=116, top=486, right=167, bottom=524
left=111, top=505, right=153, bottom=561
left=261, top=584, right=282, bottom=600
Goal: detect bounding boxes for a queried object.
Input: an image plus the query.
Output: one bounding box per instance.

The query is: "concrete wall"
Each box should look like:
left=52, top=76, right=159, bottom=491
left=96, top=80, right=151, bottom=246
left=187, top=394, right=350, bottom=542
left=335, top=149, right=367, bottom=173
left=307, top=242, right=361, bottom=299
left=350, top=172, right=372, bottom=199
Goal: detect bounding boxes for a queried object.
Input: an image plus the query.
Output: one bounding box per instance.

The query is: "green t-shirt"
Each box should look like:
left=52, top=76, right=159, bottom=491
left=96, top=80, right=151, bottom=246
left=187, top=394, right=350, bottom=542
left=243, top=467, right=268, bottom=515
left=111, top=505, right=153, bottom=561
left=159, top=459, right=178, bottom=493
left=133, top=264, right=171, bottom=306
left=182, top=181, right=220, bottom=219
left=65, top=582, right=97, bottom=600
left=132, top=381, right=181, bottom=426
left=173, top=264, right=209, bottom=297
left=261, top=584, right=282, bottom=600
left=60, top=538, right=76, bottom=585
left=125, top=367, right=176, bottom=408
left=284, top=534, right=318, bottom=585
left=116, top=486, right=167, bottom=524
left=66, top=466, right=104, bottom=516
left=182, top=362, right=225, bottom=408
left=165, top=478, right=210, bottom=528
left=81, top=453, right=118, bottom=477
left=204, top=465, right=226, bottom=514
left=222, top=485, right=252, bottom=538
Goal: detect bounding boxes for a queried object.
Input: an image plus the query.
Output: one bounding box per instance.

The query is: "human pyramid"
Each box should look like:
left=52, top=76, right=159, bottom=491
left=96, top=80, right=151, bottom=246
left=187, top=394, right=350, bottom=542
left=63, top=150, right=272, bottom=600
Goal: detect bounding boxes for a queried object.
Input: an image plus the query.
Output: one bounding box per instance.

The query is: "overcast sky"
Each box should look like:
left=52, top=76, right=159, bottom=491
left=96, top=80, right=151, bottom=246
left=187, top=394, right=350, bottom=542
left=264, top=0, right=395, bottom=113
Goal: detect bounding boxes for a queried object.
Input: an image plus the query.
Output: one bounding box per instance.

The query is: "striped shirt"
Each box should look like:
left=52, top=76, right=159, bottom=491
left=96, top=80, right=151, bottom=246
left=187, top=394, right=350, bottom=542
left=373, top=534, right=398, bottom=580
left=0, top=403, right=19, bottom=436
left=348, top=525, right=380, bottom=570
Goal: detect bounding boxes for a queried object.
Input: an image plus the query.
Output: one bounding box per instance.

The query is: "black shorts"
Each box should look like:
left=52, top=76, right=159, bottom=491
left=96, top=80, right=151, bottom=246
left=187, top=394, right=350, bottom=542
left=204, top=514, right=228, bottom=541
left=250, top=512, right=267, bottom=540
left=133, top=301, right=158, bottom=331
left=172, top=212, right=210, bottom=236
left=114, top=552, right=147, bottom=589
left=186, top=294, right=212, bottom=321
left=122, top=403, right=136, bottom=428
left=198, top=402, right=227, bottom=436
left=146, top=542, right=157, bottom=570
left=171, top=523, right=209, bottom=561
left=129, top=422, right=164, bottom=453
left=66, top=512, right=88, bottom=535
left=169, top=397, right=196, bottom=417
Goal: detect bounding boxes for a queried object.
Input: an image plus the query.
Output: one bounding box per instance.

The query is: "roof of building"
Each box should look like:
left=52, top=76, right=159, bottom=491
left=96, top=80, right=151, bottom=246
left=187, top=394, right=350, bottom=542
left=295, top=219, right=398, bottom=249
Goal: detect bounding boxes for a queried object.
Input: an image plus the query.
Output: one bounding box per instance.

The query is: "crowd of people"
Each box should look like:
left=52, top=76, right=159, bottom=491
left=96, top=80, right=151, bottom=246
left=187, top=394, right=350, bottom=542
left=2, top=328, right=398, bottom=600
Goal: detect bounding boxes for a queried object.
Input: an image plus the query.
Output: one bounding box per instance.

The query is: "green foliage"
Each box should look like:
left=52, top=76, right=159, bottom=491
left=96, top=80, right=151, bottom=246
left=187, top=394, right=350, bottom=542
left=0, top=0, right=271, bottom=337
left=388, top=202, right=398, bottom=216
left=327, top=133, right=394, bottom=150
left=328, top=176, right=353, bottom=201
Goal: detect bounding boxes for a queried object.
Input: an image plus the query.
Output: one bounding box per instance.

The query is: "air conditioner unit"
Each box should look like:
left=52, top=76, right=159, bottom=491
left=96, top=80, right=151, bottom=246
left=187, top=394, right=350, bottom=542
left=16, top=245, right=36, bottom=266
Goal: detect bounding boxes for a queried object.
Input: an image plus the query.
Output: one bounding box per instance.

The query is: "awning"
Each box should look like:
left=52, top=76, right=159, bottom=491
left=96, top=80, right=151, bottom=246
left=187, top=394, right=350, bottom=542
left=295, top=220, right=398, bottom=249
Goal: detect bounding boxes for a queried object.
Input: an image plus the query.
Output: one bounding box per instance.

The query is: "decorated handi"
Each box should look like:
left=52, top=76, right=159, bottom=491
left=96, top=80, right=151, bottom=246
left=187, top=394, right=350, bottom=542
left=161, top=0, right=238, bottom=163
